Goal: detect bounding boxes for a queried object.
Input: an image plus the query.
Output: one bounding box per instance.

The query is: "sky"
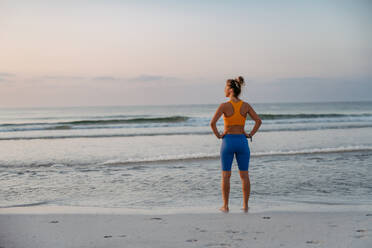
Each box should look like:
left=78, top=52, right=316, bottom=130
left=0, top=0, right=371, bottom=107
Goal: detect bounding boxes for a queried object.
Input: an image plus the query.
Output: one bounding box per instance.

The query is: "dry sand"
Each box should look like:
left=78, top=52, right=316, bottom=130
left=0, top=206, right=371, bottom=248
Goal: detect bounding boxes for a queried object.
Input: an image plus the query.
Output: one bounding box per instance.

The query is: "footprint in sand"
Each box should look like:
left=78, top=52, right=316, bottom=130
left=205, top=242, right=229, bottom=247
left=306, top=240, right=321, bottom=244
left=49, top=220, right=59, bottom=223
left=357, top=235, right=366, bottom=239
left=150, top=217, right=163, bottom=221
left=355, top=229, right=368, bottom=237
left=104, top=235, right=112, bottom=238
left=186, top=239, right=198, bottom=242
left=233, top=238, right=243, bottom=241
left=262, top=216, right=271, bottom=219
left=226, top=229, right=239, bottom=234
left=118, top=234, right=127, bottom=238
left=328, top=224, right=338, bottom=228
left=366, top=213, right=372, bottom=216
left=194, top=227, right=207, bottom=232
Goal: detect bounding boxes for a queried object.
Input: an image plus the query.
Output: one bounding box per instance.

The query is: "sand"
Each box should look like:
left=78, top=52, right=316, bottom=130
left=0, top=206, right=371, bottom=248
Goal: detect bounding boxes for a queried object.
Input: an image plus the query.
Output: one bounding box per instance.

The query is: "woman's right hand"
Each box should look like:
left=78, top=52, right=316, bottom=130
left=219, top=130, right=228, bottom=139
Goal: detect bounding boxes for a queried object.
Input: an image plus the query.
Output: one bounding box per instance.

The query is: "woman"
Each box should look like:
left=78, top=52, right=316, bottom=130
left=210, top=76, right=262, bottom=213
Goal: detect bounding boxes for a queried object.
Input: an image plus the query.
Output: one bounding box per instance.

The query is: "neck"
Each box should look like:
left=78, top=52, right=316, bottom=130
left=229, top=96, right=240, bottom=102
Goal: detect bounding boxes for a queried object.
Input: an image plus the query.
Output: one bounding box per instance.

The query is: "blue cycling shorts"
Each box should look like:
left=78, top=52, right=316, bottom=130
left=220, top=134, right=250, bottom=171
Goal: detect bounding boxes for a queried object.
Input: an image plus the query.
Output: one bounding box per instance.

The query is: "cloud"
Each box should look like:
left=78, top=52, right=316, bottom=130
left=275, top=76, right=326, bottom=83
left=0, top=72, right=16, bottom=77
left=0, top=72, right=16, bottom=83
left=90, top=74, right=181, bottom=86
left=273, top=76, right=372, bottom=86
left=92, top=76, right=121, bottom=81
left=0, top=73, right=183, bottom=87
left=92, top=74, right=172, bottom=82
left=128, top=74, right=176, bottom=82
left=41, top=75, right=85, bottom=80
left=249, top=76, right=372, bottom=103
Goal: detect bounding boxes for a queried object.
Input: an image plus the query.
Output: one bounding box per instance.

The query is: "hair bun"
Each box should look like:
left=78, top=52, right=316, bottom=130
left=236, top=76, right=245, bottom=86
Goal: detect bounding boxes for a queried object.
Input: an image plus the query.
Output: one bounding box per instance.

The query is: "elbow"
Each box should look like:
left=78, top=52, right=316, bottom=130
left=210, top=121, right=217, bottom=127
left=256, top=119, right=262, bottom=125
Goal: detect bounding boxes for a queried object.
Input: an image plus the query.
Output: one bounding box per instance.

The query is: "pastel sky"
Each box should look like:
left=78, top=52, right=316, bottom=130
left=1, top=0, right=371, bottom=107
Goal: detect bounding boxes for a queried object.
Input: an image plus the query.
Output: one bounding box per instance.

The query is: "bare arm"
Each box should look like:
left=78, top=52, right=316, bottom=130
left=209, top=103, right=225, bottom=139
left=245, top=104, right=262, bottom=137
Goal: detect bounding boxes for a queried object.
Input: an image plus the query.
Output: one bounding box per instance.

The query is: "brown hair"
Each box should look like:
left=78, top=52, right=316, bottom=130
left=227, top=76, right=245, bottom=97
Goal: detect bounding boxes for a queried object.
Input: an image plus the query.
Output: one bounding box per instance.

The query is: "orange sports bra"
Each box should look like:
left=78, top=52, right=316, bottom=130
left=223, top=100, right=246, bottom=126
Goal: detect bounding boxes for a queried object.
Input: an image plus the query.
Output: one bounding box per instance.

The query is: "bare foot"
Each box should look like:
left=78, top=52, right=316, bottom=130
left=219, top=206, right=229, bottom=213
left=241, top=206, right=249, bottom=212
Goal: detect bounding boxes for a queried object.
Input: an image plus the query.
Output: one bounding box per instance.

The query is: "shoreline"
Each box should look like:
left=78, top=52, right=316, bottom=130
left=1, top=202, right=372, bottom=215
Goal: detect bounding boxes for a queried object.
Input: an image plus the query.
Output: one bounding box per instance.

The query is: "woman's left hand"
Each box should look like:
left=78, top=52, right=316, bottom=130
left=243, top=131, right=252, bottom=141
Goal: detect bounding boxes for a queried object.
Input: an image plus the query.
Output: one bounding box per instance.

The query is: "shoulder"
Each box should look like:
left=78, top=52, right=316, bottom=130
left=241, top=101, right=250, bottom=107
left=219, top=101, right=230, bottom=107
left=242, top=101, right=252, bottom=107
left=217, top=101, right=230, bottom=112
left=216, top=102, right=226, bottom=111
left=241, top=101, right=253, bottom=111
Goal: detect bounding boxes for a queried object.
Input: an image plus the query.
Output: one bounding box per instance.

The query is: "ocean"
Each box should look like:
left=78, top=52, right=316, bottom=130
left=1, top=101, right=372, bottom=212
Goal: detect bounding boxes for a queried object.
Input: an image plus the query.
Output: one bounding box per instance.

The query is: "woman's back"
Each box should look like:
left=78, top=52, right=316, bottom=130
left=223, top=99, right=248, bottom=134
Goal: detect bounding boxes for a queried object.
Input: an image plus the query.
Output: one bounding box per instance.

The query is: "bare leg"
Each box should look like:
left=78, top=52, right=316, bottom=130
left=220, top=171, right=231, bottom=212
left=239, top=171, right=250, bottom=212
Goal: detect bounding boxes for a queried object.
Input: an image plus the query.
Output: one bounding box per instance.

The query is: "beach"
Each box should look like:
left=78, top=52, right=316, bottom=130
left=2, top=0, right=371, bottom=246
left=0, top=206, right=371, bottom=248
